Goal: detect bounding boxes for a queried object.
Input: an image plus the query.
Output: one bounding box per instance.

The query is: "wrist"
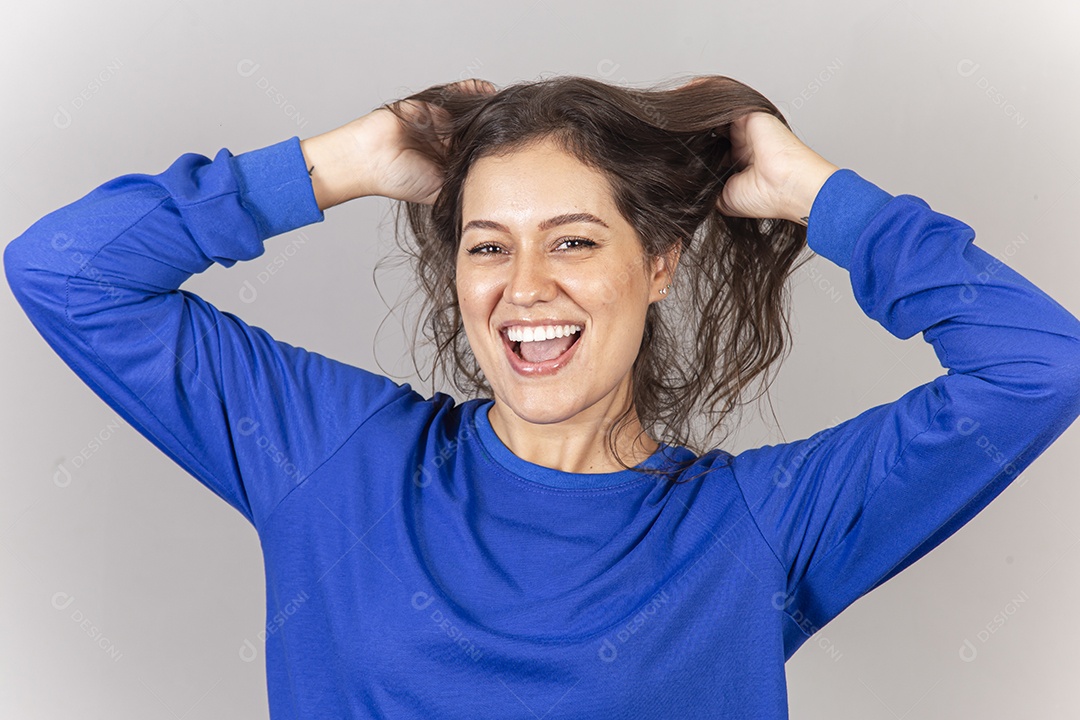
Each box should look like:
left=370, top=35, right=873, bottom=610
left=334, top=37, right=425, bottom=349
left=299, top=123, right=370, bottom=211
left=785, top=155, right=840, bottom=224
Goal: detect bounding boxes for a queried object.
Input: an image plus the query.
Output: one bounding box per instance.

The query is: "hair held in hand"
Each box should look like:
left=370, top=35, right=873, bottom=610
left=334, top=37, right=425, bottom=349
left=375, top=74, right=811, bottom=477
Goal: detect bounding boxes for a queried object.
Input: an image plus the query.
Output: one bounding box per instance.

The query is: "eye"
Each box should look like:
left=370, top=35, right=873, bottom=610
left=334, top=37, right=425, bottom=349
left=466, top=243, right=504, bottom=255
left=557, top=237, right=597, bottom=251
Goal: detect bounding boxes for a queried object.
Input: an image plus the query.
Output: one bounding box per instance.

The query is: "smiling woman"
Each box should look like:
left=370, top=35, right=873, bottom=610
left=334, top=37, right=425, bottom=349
left=455, top=136, right=679, bottom=472
left=7, top=73, right=1080, bottom=719
left=379, top=75, right=822, bottom=476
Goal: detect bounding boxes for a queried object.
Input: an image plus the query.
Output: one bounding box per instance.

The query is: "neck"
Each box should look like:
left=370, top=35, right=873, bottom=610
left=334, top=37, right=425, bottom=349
left=486, top=385, right=659, bottom=474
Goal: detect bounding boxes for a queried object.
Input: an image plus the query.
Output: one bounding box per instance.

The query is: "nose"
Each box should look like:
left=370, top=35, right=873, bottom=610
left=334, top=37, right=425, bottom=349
left=503, top=249, right=558, bottom=306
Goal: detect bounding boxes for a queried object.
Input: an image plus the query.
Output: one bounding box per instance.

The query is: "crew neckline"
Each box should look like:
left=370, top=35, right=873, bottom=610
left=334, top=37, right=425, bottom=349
left=468, top=399, right=675, bottom=489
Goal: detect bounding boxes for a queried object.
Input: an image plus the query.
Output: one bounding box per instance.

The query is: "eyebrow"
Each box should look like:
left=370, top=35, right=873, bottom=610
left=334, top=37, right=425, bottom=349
left=461, top=212, right=610, bottom=235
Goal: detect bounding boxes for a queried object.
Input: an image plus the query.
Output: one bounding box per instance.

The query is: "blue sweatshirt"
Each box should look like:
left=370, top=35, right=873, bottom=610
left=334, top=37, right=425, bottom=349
left=6, top=136, right=1080, bottom=719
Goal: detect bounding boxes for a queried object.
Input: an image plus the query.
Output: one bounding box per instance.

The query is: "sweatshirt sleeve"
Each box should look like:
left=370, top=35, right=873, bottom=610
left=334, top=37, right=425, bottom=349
left=726, top=169, right=1080, bottom=659
left=3, top=137, right=416, bottom=529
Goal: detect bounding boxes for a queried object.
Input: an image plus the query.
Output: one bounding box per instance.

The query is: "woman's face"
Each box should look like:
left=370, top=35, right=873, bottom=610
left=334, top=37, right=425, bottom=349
left=456, top=136, right=673, bottom=427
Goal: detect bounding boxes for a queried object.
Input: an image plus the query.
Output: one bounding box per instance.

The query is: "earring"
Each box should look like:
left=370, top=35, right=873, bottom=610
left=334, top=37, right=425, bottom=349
left=659, top=283, right=672, bottom=296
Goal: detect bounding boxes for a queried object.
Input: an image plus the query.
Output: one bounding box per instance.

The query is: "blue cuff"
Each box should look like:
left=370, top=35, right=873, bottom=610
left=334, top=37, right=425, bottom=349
left=229, top=136, right=324, bottom=239
left=806, top=169, right=894, bottom=270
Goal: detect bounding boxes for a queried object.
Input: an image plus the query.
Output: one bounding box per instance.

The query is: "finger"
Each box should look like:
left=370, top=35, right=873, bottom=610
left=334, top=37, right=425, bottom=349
left=717, top=153, right=741, bottom=183
left=728, top=113, right=752, bottom=145
left=715, top=187, right=747, bottom=218
left=715, top=190, right=732, bottom=216
left=456, top=78, right=498, bottom=95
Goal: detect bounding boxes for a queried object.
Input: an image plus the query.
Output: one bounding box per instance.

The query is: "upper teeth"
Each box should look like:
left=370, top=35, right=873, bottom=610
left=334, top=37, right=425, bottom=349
left=506, top=324, right=582, bottom=342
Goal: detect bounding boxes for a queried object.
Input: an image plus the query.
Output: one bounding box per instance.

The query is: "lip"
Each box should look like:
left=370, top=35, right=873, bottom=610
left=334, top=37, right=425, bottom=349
left=500, top=325, right=583, bottom=376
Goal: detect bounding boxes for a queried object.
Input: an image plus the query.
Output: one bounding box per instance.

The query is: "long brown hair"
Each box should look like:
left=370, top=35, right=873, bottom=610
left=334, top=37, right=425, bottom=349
left=375, top=74, right=811, bottom=481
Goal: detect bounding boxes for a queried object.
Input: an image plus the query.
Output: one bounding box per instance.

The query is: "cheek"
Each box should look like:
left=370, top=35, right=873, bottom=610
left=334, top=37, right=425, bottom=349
left=595, top=250, right=651, bottom=300
left=455, top=271, right=500, bottom=328
left=568, top=263, right=651, bottom=315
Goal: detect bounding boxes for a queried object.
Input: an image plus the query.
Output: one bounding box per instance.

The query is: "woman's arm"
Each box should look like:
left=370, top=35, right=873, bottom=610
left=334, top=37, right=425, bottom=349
left=3, top=137, right=415, bottom=529
left=716, top=113, right=1080, bottom=658
left=300, top=77, right=498, bottom=211
left=4, top=79, right=497, bottom=528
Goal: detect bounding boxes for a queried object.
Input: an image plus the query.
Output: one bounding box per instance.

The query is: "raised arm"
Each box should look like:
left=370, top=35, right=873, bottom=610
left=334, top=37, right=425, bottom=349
left=3, top=79, right=498, bottom=528
left=716, top=112, right=1080, bottom=658
left=3, top=135, right=418, bottom=529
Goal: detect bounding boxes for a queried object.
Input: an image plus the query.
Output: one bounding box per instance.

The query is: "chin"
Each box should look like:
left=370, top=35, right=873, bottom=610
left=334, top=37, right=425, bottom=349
left=496, top=386, right=587, bottom=426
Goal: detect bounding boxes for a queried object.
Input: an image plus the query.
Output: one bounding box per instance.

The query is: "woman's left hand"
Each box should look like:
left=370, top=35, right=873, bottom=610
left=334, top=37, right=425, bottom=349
left=715, top=111, right=840, bottom=224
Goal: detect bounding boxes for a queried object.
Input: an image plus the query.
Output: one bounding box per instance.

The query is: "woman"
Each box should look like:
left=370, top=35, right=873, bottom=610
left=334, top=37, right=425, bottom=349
left=6, top=75, right=1080, bottom=718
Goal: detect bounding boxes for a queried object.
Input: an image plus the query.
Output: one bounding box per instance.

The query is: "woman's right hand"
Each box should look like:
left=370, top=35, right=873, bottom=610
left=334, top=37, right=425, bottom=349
left=300, top=78, right=498, bottom=211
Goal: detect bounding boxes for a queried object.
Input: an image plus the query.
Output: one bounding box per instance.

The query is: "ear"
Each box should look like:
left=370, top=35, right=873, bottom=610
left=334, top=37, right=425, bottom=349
left=649, top=243, right=682, bottom=301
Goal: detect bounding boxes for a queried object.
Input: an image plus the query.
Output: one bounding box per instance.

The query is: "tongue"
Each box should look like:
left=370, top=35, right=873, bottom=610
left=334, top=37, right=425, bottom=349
left=519, top=334, right=575, bottom=363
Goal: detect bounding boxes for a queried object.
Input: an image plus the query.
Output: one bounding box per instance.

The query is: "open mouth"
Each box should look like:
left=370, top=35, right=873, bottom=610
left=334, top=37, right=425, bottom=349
left=510, top=330, right=582, bottom=360
left=501, top=325, right=584, bottom=374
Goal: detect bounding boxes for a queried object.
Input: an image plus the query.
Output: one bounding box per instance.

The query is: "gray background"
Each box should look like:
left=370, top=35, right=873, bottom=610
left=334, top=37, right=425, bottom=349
left=2, top=0, right=1078, bottom=717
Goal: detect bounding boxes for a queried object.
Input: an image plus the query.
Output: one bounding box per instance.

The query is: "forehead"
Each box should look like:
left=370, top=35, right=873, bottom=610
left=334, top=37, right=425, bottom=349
left=460, top=138, right=620, bottom=227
